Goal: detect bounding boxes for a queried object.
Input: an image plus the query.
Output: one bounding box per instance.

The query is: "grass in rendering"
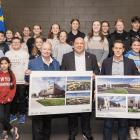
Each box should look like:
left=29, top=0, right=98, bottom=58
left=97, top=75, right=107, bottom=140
left=128, top=108, right=140, bottom=112
left=104, top=88, right=128, bottom=94
left=37, top=98, right=65, bottom=106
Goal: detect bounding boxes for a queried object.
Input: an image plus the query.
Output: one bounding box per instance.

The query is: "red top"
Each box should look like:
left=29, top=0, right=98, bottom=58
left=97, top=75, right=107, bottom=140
left=0, top=71, right=16, bottom=104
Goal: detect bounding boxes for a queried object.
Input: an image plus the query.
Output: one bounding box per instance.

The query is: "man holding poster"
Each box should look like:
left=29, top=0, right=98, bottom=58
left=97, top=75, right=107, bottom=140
left=61, top=37, right=100, bottom=140
left=101, top=40, right=139, bottom=140
left=26, top=42, right=60, bottom=140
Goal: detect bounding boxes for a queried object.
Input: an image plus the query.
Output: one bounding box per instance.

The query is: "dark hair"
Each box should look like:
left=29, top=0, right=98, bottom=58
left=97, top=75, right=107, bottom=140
left=58, top=30, right=68, bottom=39
left=33, top=24, right=42, bottom=30
left=131, top=38, right=140, bottom=46
left=31, top=37, right=43, bottom=57
left=88, top=20, right=104, bottom=41
left=47, top=23, right=60, bottom=39
left=70, top=18, right=80, bottom=25
left=113, top=40, right=125, bottom=48
left=101, top=21, right=110, bottom=27
left=0, top=57, right=14, bottom=89
left=23, top=26, right=31, bottom=31
left=12, top=37, right=22, bottom=43
left=0, top=31, right=5, bottom=36
left=131, top=16, right=140, bottom=23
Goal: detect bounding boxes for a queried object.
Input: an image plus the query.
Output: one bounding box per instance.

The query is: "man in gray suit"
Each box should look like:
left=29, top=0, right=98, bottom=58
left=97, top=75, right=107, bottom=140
left=61, top=37, right=100, bottom=140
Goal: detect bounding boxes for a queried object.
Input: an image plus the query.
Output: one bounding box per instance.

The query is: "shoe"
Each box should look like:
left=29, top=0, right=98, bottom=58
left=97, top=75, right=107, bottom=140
left=0, top=131, right=8, bottom=140
left=83, top=134, right=93, bottom=140
left=129, top=127, right=137, bottom=140
left=136, top=127, right=140, bottom=140
left=18, top=114, right=25, bottom=124
left=10, top=127, right=19, bottom=140
left=10, top=115, right=17, bottom=123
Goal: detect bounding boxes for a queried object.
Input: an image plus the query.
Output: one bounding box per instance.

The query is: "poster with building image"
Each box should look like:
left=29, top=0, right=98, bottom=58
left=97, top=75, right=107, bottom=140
left=96, top=76, right=140, bottom=118
left=29, top=71, right=93, bottom=116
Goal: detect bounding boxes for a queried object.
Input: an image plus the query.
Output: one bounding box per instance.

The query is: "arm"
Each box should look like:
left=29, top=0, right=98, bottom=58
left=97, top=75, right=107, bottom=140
left=5, top=73, right=16, bottom=102
left=101, top=60, right=106, bottom=75
left=131, top=60, right=140, bottom=75
left=92, top=55, right=100, bottom=75
left=61, top=54, right=67, bottom=70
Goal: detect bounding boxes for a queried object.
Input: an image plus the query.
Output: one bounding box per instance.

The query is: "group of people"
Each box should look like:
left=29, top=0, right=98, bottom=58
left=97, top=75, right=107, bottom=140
left=0, top=15, right=140, bottom=140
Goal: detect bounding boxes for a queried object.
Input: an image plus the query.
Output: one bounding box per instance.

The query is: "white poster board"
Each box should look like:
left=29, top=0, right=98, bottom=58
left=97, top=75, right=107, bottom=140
left=29, top=71, right=93, bottom=116
left=96, top=76, right=140, bottom=119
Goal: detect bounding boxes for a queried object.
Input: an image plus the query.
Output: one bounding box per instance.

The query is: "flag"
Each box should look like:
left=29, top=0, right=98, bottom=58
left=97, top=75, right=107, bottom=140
left=0, top=5, right=5, bottom=32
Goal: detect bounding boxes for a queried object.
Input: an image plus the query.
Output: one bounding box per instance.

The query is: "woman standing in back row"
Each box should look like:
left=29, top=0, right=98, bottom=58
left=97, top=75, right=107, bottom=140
left=67, top=18, right=85, bottom=46
left=85, top=20, right=109, bottom=68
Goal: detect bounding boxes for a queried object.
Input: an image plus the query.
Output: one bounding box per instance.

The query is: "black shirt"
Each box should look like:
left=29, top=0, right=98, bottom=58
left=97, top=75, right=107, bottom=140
left=0, top=42, right=9, bottom=54
left=67, top=30, right=85, bottom=46
left=129, top=29, right=140, bottom=40
left=110, top=31, right=131, bottom=55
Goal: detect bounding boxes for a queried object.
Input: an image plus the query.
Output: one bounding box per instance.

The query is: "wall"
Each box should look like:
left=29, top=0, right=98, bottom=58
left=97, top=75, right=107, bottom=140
left=2, top=0, right=140, bottom=35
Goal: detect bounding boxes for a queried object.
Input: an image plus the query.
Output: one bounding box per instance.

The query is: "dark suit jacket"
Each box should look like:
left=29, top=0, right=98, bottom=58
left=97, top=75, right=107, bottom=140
left=61, top=51, right=100, bottom=74
left=101, top=56, right=139, bottom=75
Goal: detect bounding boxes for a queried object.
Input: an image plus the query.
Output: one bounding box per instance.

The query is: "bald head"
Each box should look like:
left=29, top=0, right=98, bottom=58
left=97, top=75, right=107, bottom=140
left=74, top=37, right=85, bottom=54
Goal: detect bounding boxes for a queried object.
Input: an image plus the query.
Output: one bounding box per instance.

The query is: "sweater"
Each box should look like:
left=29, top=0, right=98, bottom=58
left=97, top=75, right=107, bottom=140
left=0, top=71, right=16, bottom=104
left=47, top=38, right=59, bottom=56
left=5, top=49, right=29, bottom=84
left=85, top=36, right=109, bottom=66
left=53, top=43, right=73, bottom=65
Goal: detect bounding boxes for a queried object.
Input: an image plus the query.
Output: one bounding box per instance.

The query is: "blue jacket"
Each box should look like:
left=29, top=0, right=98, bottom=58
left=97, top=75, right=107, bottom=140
left=25, top=56, right=60, bottom=82
left=28, top=56, right=60, bottom=71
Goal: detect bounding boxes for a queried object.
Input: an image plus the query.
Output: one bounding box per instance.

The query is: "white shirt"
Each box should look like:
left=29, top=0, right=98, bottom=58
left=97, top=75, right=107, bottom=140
left=75, top=52, right=86, bottom=71
left=5, top=49, right=29, bottom=84
left=42, top=56, right=53, bottom=66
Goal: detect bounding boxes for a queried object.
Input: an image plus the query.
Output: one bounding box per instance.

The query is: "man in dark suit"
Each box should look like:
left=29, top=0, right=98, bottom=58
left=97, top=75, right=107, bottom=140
left=101, top=40, right=139, bottom=140
left=61, top=37, right=100, bottom=140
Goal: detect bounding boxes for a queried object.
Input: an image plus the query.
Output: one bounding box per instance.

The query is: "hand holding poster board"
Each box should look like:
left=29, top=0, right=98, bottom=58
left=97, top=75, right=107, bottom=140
left=28, top=71, right=93, bottom=116
left=96, top=76, right=140, bottom=119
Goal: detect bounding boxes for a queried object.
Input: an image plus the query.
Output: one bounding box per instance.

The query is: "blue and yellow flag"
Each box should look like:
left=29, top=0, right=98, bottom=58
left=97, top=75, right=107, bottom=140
left=0, top=5, right=5, bottom=32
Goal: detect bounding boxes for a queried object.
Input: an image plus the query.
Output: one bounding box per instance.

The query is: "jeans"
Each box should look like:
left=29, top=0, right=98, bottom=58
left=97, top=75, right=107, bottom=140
left=103, top=118, right=128, bottom=140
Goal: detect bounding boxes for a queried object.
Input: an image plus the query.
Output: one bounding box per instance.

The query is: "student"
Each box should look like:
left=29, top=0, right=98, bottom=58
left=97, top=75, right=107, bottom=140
left=26, top=42, right=60, bottom=140
left=30, top=37, right=44, bottom=59
left=125, top=38, right=140, bottom=139
left=129, top=16, right=140, bottom=40
left=0, top=57, right=19, bottom=140
left=110, top=18, right=131, bottom=56
left=22, top=26, right=31, bottom=43
left=5, top=37, right=29, bottom=124
left=101, top=40, right=139, bottom=140
left=5, top=30, right=14, bottom=46
left=13, top=31, right=28, bottom=53
left=101, top=21, right=112, bottom=57
left=53, top=30, right=72, bottom=65
left=67, top=18, right=85, bottom=46
left=85, top=20, right=109, bottom=68
left=27, top=24, right=43, bottom=56
left=61, top=37, right=100, bottom=140
left=0, top=31, right=9, bottom=54
left=101, top=21, right=110, bottom=37
left=47, top=23, right=60, bottom=54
